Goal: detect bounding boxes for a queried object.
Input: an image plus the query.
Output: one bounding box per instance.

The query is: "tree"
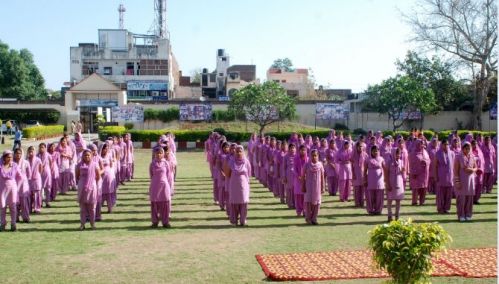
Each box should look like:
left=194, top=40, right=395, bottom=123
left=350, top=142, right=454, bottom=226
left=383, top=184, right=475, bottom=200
left=405, top=0, right=497, bottom=129
left=228, top=81, right=296, bottom=135
left=0, top=40, right=47, bottom=100
left=270, top=58, right=295, bottom=72
left=365, top=75, right=438, bottom=130
left=190, top=68, right=202, bottom=84
left=396, top=51, right=471, bottom=110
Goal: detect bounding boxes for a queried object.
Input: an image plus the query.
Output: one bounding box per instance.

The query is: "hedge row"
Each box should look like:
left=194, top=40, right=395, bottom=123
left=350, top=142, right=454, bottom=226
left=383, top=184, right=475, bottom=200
left=144, top=108, right=179, bottom=123
left=23, top=125, right=65, bottom=139
left=99, top=126, right=496, bottom=143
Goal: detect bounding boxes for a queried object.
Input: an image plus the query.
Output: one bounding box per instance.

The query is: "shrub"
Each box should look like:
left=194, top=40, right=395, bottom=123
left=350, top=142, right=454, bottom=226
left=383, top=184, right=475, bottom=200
left=212, top=110, right=235, bottom=122
left=124, top=123, right=134, bottom=130
left=353, top=128, right=367, bottom=136
left=144, top=108, right=179, bottom=123
left=213, top=127, right=226, bottom=136
left=369, top=219, right=451, bottom=284
left=23, top=125, right=64, bottom=139
left=333, top=123, right=349, bottom=130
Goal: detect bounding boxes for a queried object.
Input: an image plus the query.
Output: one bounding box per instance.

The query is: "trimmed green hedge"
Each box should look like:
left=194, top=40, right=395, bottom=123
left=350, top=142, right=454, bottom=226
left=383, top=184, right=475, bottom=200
left=144, top=108, right=179, bottom=123
left=99, top=126, right=496, bottom=143
left=23, top=125, right=64, bottom=139
left=98, top=126, right=250, bottom=142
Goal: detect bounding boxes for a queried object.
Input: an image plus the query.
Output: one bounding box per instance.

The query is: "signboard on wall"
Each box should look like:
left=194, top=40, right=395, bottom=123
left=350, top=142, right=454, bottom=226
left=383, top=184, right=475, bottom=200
left=315, top=103, right=348, bottom=120
left=127, top=81, right=168, bottom=91
left=111, top=105, right=144, bottom=122
left=179, top=103, right=212, bottom=121
left=79, top=100, right=118, bottom=107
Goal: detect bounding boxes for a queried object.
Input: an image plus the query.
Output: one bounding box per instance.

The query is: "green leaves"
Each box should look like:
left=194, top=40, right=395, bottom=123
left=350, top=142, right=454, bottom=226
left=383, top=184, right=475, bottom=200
left=0, top=41, right=47, bottom=100
left=369, top=219, right=451, bottom=284
left=365, top=75, right=437, bottom=130
left=270, top=58, right=295, bottom=72
left=228, top=81, right=296, bottom=134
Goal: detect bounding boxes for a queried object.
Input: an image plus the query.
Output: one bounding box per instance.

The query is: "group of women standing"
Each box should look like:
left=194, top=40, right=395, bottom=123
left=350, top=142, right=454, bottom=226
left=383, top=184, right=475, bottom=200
left=241, top=129, right=496, bottom=224
left=0, top=132, right=135, bottom=231
left=205, top=133, right=252, bottom=226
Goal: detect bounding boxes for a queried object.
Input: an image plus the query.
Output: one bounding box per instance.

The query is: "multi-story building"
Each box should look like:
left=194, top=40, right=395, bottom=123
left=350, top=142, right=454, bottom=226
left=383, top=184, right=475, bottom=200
left=267, top=68, right=310, bottom=97
left=70, top=29, right=178, bottom=102
left=201, top=49, right=256, bottom=100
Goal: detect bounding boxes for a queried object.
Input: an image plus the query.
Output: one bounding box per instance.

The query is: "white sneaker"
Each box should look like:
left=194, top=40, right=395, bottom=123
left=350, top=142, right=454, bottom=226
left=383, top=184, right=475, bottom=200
left=459, top=217, right=466, bottom=222
left=465, top=217, right=472, bottom=221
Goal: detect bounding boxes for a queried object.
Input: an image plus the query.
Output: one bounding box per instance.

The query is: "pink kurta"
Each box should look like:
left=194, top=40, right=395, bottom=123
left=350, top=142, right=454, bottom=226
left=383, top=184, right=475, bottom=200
left=409, top=149, right=430, bottom=189
left=0, top=163, right=20, bottom=208
left=303, top=161, right=324, bottom=205
left=149, top=159, right=172, bottom=202
left=366, top=156, right=385, bottom=190
left=455, top=154, right=476, bottom=196
left=386, top=156, right=404, bottom=200
left=229, top=158, right=251, bottom=204
left=76, top=161, right=98, bottom=204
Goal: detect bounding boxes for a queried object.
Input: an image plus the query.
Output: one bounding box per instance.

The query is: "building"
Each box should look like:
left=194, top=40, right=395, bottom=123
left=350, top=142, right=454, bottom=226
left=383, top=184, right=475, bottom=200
left=70, top=29, right=179, bottom=103
left=267, top=68, right=310, bottom=97
left=201, top=49, right=256, bottom=100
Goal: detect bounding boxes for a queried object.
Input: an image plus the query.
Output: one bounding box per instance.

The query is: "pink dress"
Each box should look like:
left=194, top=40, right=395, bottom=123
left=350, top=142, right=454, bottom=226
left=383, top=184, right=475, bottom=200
left=386, top=156, right=404, bottom=200
left=0, top=163, right=20, bottom=208
left=77, top=161, right=98, bottom=204
left=149, top=159, right=172, bottom=202
left=229, top=158, right=251, bottom=204
left=303, top=161, right=324, bottom=205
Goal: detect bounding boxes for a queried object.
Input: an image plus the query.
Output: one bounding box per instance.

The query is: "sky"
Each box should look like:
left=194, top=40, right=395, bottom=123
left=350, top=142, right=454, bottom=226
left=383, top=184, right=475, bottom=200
left=0, top=0, right=417, bottom=92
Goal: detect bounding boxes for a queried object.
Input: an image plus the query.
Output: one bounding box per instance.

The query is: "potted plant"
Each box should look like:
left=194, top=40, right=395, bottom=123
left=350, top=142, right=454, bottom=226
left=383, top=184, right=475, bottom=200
left=369, top=219, right=451, bottom=284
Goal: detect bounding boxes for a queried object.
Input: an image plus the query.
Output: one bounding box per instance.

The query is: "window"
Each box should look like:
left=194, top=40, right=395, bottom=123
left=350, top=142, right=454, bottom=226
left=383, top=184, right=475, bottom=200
left=219, top=73, right=224, bottom=76
left=222, top=57, right=227, bottom=61
left=273, top=80, right=279, bottom=83
left=282, top=80, right=287, bottom=83
left=103, top=67, right=112, bottom=75
left=72, top=60, right=79, bottom=64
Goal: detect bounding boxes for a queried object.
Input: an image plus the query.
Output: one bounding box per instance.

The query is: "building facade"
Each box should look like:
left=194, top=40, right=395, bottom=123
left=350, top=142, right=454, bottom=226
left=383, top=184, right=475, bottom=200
left=70, top=29, right=179, bottom=102
left=267, top=68, right=310, bottom=97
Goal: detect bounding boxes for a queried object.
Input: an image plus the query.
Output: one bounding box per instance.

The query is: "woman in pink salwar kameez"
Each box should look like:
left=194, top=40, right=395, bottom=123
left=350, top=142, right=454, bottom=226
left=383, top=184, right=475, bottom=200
left=14, top=148, right=30, bottom=223
left=434, top=139, right=455, bottom=214
left=352, top=141, right=368, bottom=208
left=226, top=145, right=251, bottom=226
left=409, top=139, right=431, bottom=206
left=293, top=145, right=308, bottom=217
left=27, top=146, right=42, bottom=214
left=0, top=151, right=21, bottom=231
left=481, top=136, right=496, bottom=194
left=76, top=149, right=100, bottom=230
left=149, top=147, right=173, bottom=228
left=454, top=142, right=477, bottom=222
left=302, top=149, right=325, bottom=225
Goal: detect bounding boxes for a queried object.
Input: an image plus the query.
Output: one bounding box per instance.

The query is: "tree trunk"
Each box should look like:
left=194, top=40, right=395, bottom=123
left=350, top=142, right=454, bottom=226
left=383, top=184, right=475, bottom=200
left=259, top=124, right=265, bottom=136
left=471, top=63, right=490, bottom=130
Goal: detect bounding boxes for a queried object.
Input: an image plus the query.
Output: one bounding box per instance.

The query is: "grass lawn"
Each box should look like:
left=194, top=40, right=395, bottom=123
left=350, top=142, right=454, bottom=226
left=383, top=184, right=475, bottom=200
left=142, top=120, right=329, bottom=132
left=0, top=149, right=496, bottom=283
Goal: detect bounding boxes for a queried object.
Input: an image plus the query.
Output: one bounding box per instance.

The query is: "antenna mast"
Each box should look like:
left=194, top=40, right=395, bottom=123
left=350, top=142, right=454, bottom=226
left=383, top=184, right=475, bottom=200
left=154, top=0, right=167, bottom=38
left=118, top=3, right=126, bottom=29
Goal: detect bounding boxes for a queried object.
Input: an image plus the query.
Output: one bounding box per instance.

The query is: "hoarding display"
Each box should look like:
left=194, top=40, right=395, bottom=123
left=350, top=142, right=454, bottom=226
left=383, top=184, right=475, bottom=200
left=315, top=103, right=348, bottom=120
left=111, top=105, right=144, bottom=122
left=179, top=103, right=212, bottom=121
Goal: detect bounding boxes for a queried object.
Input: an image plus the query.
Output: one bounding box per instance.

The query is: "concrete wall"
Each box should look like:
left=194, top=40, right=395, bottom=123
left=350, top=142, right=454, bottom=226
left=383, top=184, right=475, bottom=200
left=133, top=103, right=497, bottom=132
left=1, top=101, right=496, bottom=132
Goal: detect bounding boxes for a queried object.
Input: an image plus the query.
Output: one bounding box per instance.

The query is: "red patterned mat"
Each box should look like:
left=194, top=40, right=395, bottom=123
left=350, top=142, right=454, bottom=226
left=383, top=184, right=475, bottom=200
left=256, top=248, right=496, bottom=281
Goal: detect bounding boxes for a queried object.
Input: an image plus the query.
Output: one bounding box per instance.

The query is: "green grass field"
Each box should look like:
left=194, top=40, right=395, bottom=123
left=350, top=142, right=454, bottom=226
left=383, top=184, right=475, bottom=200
left=0, top=149, right=496, bottom=283
left=142, top=120, right=329, bottom=132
